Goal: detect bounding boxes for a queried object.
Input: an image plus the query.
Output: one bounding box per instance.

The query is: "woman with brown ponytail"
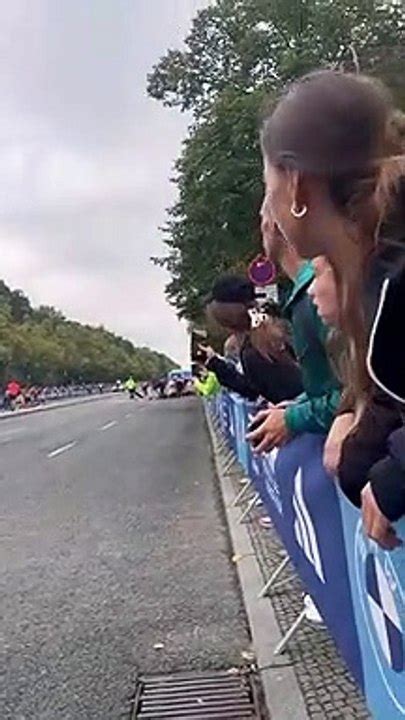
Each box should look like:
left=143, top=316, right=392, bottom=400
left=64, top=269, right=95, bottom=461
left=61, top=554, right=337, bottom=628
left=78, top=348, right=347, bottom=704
left=205, top=275, right=303, bottom=405
left=259, top=69, right=404, bottom=550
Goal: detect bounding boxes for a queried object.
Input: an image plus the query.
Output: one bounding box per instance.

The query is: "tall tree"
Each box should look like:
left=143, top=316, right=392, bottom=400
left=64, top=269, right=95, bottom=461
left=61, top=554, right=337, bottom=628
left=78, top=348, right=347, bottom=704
left=148, top=0, right=405, bottom=320
left=0, top=279, right=177, bottom=385
left=148, top=0, right=405, bottom=116
left=153, top=87, right=267, bottom=320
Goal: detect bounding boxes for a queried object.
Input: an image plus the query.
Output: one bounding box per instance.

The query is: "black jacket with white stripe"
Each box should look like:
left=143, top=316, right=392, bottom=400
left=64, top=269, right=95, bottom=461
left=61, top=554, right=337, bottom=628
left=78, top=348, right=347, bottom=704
left=339, top=238, right=405, bottom=522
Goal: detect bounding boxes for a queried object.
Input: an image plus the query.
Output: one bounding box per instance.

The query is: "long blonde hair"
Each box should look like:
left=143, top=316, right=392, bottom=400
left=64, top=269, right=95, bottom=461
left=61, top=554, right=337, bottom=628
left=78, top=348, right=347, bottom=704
left=332, top=113, right=405, bottom=415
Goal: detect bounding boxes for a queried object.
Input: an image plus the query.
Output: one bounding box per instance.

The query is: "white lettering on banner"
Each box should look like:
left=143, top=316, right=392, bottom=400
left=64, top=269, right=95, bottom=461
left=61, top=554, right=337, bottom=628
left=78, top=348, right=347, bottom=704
left=262, top=448, right=283, bottom=515
left=266, top=447, right=279, bottom=473
left=293, top=468, right=326, bottom=583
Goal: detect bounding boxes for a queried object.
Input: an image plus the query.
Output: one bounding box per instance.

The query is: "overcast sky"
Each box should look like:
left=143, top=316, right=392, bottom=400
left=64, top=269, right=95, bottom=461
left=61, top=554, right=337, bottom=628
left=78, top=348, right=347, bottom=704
left=0, top=0, right=209, bottom=365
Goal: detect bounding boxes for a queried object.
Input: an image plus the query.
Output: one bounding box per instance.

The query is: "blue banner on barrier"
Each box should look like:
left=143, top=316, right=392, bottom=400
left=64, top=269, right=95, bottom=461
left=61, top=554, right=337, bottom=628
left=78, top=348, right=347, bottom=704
left=210, top=393, right=405, bottom=720
left=340, top=496, right=405, bottom=720
left=266, top=433, right=364, bottom=687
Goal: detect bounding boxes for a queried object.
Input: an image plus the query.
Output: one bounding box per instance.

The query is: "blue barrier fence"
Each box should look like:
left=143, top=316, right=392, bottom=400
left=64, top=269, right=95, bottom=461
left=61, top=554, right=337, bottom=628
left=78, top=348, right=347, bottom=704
left=209, top=392, right=405, bottom=720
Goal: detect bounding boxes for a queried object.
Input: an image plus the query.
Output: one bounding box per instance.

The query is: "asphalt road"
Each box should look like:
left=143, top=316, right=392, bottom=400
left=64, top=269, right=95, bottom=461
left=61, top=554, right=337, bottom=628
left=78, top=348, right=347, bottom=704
left=2, top=395, right=250, bottom=719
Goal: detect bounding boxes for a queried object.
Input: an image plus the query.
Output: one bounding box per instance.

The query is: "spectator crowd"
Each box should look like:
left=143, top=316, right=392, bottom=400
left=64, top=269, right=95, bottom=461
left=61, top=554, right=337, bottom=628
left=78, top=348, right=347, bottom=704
left=0, top=380, right=109, bottom=412
left=192, top=70, right=405, bottom=552
left=0, top=374, right=196, bottom=411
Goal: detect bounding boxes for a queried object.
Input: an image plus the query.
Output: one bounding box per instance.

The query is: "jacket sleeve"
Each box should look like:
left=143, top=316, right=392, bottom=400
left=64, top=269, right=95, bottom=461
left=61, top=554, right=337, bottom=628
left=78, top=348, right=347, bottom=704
left=206, top=355, right=259, bottom=401
left=338, top=387, right=402, bottom=509
left=242, top=346, right=303, bottom=404
left=205, top=371, right=221, bottom=397
left=368, top=428, right=405, bottom=522
left=194, top=378, right=205, bottom=397
left=284, top=388, right=341, bottom=435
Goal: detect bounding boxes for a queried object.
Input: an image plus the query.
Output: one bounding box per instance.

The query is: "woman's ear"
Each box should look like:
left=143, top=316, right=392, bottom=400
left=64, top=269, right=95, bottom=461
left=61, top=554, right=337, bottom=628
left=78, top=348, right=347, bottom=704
left=288, top=170, right=309, bottom=216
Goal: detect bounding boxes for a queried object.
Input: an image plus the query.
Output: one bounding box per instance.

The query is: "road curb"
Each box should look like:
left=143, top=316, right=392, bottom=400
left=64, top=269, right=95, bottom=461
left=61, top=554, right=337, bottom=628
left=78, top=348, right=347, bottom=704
left=204, top=405, right=309, bottom=720
left=0, top=392, right=116, bottom=421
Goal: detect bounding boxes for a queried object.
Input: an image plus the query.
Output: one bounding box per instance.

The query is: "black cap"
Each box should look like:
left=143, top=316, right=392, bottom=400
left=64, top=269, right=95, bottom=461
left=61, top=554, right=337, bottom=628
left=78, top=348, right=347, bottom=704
left=210, top=275, right=255, bottom=305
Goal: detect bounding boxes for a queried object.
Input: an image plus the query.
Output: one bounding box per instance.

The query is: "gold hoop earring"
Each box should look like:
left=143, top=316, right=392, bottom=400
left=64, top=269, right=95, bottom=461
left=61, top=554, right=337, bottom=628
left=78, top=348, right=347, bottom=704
left=290, top=203, right=308, bottom=219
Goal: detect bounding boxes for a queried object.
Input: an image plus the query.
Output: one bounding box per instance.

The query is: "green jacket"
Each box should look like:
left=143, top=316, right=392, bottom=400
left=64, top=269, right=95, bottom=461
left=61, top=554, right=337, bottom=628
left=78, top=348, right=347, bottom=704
left=283, top=262, right=341, bottom=436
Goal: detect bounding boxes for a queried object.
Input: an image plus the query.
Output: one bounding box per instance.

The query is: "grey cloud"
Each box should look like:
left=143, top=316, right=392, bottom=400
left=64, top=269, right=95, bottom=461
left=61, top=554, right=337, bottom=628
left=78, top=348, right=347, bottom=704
left=0, top=0, right=209, bottom=365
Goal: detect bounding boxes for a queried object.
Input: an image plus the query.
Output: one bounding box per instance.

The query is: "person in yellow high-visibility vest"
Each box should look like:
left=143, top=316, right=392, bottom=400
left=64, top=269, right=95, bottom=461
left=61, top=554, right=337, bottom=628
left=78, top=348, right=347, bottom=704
left=194, top=368, right=221, bottom=398
left=125, top=375, right=137, bottom=399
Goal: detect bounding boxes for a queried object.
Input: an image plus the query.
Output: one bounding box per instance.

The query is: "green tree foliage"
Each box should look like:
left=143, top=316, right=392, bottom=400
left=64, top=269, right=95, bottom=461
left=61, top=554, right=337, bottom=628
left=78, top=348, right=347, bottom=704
left=0, top=281, right=176, bottom=386
left=148, top=0, right=405, bottom=319
left=148, top=0, right=405, bottom=115
left=153, top=87, right=268, bottom=320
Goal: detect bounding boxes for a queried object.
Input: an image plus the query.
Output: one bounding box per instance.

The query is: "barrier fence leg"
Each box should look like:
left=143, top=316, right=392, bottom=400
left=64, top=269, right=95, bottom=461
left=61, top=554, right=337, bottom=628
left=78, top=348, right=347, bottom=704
left=258, top=555, right=290, bottom=598
left=221, top=451, right=236, bottom=475
left=218, top=443, right=232, bottom=461
left=267, top=575, right=292, bottom=593
left=238, top=491, right=260, bottom=524
left=211, top=422, right=219, bottom=437
left=273, top=609, right=307, bottom=656
left=216, top=436, right=228, bottom=454
left=232, top=478, right=252, bottom=507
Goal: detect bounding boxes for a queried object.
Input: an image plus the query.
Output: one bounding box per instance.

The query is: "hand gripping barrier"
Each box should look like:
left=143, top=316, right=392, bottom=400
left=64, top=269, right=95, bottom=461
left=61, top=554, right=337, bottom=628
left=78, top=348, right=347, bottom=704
left=206, top=392, right=405, bottom=720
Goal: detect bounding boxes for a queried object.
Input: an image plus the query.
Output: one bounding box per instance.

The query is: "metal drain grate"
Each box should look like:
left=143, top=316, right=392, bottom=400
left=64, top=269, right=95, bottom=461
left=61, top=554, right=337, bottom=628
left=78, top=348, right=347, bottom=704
left=132, top=670, right=263, bottom=719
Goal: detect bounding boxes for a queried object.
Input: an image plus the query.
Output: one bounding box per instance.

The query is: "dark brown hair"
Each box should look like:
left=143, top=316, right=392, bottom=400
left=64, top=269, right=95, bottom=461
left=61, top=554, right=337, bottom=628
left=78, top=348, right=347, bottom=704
left=262, top=71, right=389, bottom=175
left=206, top=300, right=295, bottom=364
left=375, top=111, right=405, bottom=239
left=261, top=70, right=393, bottom=408
left=206, top=300, right=251, bottom=333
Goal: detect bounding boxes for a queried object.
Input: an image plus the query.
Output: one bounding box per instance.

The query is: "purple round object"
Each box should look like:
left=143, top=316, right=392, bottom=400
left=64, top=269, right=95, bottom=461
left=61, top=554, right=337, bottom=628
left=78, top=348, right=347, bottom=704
left=248, top=255, right=276, bottom=286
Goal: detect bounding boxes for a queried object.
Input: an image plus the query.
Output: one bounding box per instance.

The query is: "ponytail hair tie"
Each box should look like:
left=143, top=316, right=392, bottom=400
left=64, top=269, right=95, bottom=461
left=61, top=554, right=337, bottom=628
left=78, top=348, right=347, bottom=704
left=248, top=307, right=267, bottom=329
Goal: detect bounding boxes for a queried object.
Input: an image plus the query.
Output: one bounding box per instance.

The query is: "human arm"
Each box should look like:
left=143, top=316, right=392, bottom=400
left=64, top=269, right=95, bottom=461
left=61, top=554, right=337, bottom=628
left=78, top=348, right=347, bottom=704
left=284, top=388, right=341, bottom=436
left=338, top=388, right=402, bottom=507
left=323, top=412, right=355, bottom=475
left=206, top=354, right=259, bottom=401
left=367, top=427, right=405, bottom=524
left=337, top=389, right=404, bottom=550
left=242, top=346, right=303, bottom=404
left=246, top=386, right=341, bottom=453
left=246, top=407, right=290, bottom=453
left=361, top=477, right=403, bottom=551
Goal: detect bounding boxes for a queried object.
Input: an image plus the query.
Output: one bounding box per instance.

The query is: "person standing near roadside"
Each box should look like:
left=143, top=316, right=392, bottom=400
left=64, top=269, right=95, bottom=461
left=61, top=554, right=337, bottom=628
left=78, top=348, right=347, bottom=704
left=125, top=375, right=137, bottom=399
left=259, top=69, right=404, bottom=549
left=4, top=379, right=22, bottom=410
left=194, top=366, right=221, bottom=398
left=206, top=275, right=303, bottom=404
left=247, top=220, right=341, bottom=452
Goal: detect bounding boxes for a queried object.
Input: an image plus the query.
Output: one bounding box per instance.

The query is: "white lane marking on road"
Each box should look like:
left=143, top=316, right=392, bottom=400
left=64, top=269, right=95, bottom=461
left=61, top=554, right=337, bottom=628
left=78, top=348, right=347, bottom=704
left=47, top=441, right=77, bottom=459
left=100, top=420, right=118, bottom=431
